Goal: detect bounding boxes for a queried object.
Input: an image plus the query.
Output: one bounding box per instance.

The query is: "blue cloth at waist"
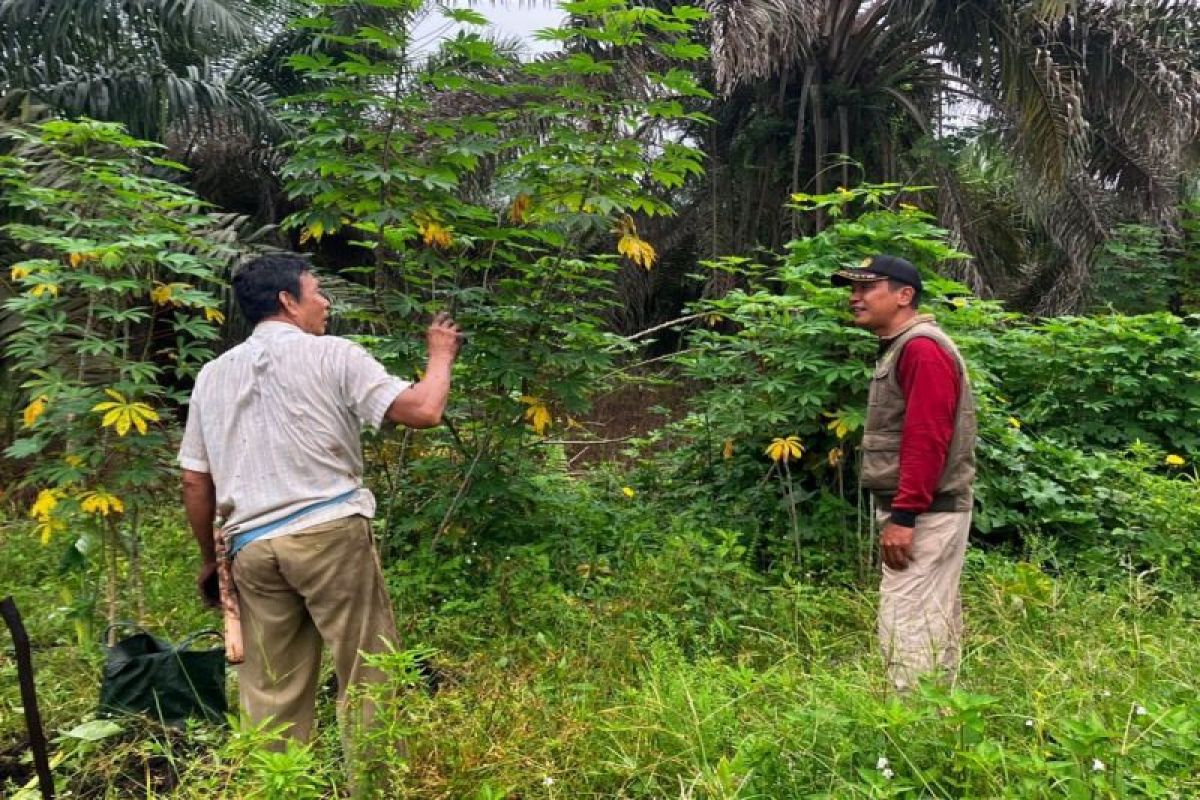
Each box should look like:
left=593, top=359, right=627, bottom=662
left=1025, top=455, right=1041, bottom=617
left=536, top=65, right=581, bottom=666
left=227, top=489, right=358, bottom=557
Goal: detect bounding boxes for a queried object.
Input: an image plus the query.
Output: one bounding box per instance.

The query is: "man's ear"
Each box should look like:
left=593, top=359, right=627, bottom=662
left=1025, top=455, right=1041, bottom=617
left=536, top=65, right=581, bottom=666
left=898, top=285, right=916, bottom=308
left=277, top=289, right=296, bottom=315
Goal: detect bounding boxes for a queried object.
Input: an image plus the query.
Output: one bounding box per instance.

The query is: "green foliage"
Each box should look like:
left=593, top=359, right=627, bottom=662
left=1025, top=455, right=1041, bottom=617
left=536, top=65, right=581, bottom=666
left=0, top=118, right=232, bottom=636
left=652, top=184, right=1200, bottom=579
left=280, top=0, right=709, bottom=555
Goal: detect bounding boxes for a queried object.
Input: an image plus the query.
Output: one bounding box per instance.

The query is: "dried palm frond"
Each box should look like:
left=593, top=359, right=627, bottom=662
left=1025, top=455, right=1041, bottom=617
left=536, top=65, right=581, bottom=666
left=704, top=0, right=820, bottom=94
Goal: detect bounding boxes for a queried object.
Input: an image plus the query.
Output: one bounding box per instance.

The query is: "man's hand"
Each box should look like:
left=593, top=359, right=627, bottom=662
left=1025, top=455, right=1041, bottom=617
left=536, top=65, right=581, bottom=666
left=427, top=311, right=462, bottom=362
left=197, top=560, right=221, bottom=608
left=880, top=522, right=915, bottom=570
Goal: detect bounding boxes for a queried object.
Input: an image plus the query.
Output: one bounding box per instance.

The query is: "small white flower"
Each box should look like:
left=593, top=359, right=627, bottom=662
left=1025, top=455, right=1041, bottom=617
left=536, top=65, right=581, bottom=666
left=1025, top=719, right=1034, bottom=727
left=1092, top=758, right=1106, bottom=772
left=876, top=757, right=889, bottom=770
left=1135, top=705, right=1147, bottom=716
left=1101, top=690, right=1111, bottom=698
left=881, top=768, right=895, bottom=780
left=543, top=776, right=555, bottom=787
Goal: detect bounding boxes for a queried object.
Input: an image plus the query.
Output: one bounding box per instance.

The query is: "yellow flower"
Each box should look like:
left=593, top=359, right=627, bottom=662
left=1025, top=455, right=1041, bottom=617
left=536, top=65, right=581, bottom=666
left=22, top=395, right=48, bottom=427
left=68, top=252, right=85, bottom=267
left=520, top=395, right=552, bottom=435
left=92, top=388, right=160, bottom=436
left=30, top=282, right=59, bottom=298
left=621, top=486, right=636, bottom=499
left=204, top=306, right=226, bottom=324
left=765, top=436, right=804, bottom=464
left=10, top=264, right=31, bottom=280
left=827, top=447, right=844, bottom=467
left=418, top=218, right=453, bottom=250
left=951, top=297, right=967, bottom=308
left=79, top=489, right=125, bottom=516
left=1165, top=454, right=1185, bottom=467
left=64, top=454, right=84, bottom=467
left=722, top=438, right=735, bottom=460
left=29, top=488, right=62, bottom=521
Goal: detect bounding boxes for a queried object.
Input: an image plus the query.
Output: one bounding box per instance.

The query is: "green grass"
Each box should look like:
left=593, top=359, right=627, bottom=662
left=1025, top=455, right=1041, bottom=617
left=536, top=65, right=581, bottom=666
left=2, top=513, right=1198, bottom=798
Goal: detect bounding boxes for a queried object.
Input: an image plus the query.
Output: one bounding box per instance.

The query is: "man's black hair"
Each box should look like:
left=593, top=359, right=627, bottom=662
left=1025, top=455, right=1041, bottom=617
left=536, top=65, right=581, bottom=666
left=888, top=278, right=921, bottom=309
left=232, top=253, right=311, bottom=325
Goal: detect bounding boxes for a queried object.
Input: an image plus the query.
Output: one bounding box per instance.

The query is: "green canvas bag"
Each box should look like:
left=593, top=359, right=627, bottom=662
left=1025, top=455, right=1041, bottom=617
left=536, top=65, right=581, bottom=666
left=98, top=624, right=228, bottom=726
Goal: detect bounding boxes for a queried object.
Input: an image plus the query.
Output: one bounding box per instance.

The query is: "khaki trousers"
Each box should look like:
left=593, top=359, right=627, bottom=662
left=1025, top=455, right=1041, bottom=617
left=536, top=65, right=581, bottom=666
left=877, top=509, right=970, bottom=692
left=232, top=515, right=399, bottom=748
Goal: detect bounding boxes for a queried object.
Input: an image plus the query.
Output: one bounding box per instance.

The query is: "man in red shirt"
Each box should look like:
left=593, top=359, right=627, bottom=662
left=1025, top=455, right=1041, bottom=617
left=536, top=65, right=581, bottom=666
left=833, top=254, right=977, bottom=691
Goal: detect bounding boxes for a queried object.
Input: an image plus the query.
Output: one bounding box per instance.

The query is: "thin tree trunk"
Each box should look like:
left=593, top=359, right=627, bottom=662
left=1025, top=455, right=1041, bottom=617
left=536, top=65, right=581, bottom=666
left=105, top=521, right=119, bottom=645
left=790, top=66, right=816, bottom=240
left=129, top=509, right=145, bottom=624
left=812, top=83, right=827, bottom=231
left=838, top=105, right=851, bottom=189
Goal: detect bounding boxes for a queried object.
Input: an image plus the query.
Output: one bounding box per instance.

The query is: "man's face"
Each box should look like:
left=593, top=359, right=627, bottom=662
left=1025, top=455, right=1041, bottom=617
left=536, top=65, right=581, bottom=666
left=847, top=279, right=911, bottom=334
left=282, top=271, right=330, bottom=335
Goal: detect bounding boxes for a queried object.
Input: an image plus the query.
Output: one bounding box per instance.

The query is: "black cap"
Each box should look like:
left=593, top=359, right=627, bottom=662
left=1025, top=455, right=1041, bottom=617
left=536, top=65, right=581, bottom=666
left=831, top=254, right=922, bottom=292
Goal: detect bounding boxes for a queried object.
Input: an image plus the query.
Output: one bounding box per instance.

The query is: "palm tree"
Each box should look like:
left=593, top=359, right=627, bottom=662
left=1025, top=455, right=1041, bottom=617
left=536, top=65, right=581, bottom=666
left=0, top=0, right=287, bottom=141
left=695, top=0, right=1200, bottom=312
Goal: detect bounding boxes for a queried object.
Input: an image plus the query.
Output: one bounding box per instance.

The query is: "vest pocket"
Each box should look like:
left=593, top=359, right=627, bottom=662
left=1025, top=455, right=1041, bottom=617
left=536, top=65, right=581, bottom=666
left=860, top=431, right=901, bottom=489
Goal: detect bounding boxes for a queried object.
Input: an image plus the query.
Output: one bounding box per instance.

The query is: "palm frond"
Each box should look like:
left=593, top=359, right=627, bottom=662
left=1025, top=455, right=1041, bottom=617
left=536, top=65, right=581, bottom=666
left=703, top=0, right=819, bottom=94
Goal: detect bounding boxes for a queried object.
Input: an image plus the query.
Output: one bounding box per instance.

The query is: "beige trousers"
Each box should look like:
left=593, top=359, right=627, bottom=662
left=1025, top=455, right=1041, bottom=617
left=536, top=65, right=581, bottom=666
left=232, top=514, right=399, bottom=748
left=877, top=509, right=970, bottom=692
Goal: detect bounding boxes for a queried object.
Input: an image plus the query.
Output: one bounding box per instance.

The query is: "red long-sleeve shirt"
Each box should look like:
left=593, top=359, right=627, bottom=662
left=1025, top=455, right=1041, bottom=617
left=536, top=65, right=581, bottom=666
left=889, top=337, right=961, bottom=524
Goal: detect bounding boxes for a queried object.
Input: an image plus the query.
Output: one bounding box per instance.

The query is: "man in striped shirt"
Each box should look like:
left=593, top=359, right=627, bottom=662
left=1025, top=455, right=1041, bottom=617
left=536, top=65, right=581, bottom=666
left=180, top=252, right=460, bottom=751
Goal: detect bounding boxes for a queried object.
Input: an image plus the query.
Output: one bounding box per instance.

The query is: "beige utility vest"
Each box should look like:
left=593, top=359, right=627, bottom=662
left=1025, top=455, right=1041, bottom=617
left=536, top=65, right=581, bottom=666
left=861, top=315, right=977, bottom=512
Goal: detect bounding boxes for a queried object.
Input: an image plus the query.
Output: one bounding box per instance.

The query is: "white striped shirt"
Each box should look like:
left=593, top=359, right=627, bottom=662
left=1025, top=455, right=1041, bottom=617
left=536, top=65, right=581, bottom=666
left=178, top=321, right=410, bottom=543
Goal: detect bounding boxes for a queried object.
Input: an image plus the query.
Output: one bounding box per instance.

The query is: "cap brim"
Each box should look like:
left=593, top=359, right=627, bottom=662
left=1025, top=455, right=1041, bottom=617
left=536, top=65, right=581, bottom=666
left=831, top=269, right=886, bottom=286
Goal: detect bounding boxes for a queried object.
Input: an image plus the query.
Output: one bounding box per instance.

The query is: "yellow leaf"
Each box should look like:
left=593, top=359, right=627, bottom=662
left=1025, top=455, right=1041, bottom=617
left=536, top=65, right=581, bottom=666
left=826, top=416, right=851, bottom=440
left=419, top=220, right=453, bottom=250
left=37, top=518, right=65, bottom=545
left=508, top=193, right=531, bottom=225
left=69, top=252, right=84, bottom=267
left=765, top=435, right=803, bottom=464
left=204, top=306, right=225, bottom=324
left=22, top=396, right=47, bottom=428
left=525, top=403, right=552, bottom=435
left=94, top=392, right=158, bottom=437
left=722, top=439, right=734, bottom=460
left=10, top=264, right=31, bottom=280
left=1007, top=417, right=1022, bottom=430
left=29, top=488, right=61, bottom=520
left=621, top=486, right=635, bottom=498
left=304, top=219, right=325, bottom=243
left=150, top=284, right=174, bottom=306
left=1165, top=454, right=1185, bottom=467
left=827, top=447, right=844, bottom=467
left=64, top=454, right=84, bottom=467
left=30, top=282, right=59, bottom=298
left=80, top=489, right=125, bottom=516
left=617, top=233, right=656, bottom=270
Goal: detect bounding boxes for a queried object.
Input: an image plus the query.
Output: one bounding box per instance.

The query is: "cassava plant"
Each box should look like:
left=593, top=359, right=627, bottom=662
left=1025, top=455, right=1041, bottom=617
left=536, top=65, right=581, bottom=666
left=280, top=0, right=710, bottom=554
left=1, top=119, right=232, bottom=642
